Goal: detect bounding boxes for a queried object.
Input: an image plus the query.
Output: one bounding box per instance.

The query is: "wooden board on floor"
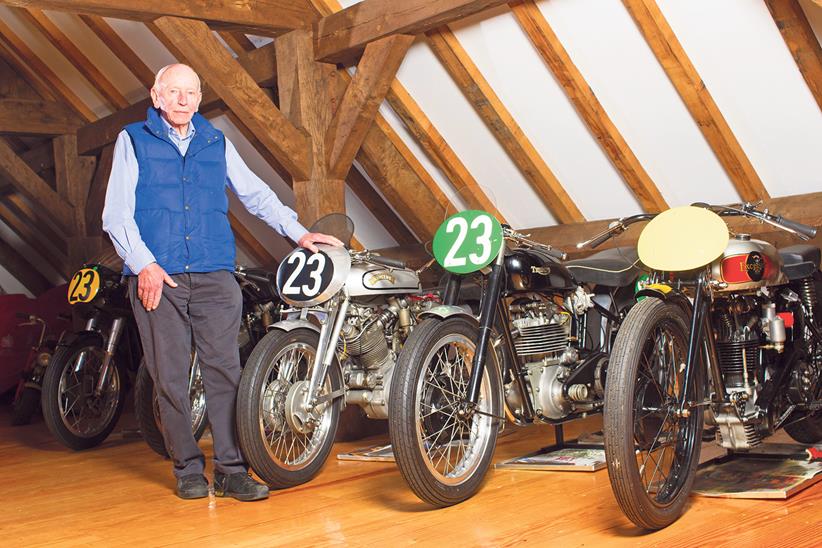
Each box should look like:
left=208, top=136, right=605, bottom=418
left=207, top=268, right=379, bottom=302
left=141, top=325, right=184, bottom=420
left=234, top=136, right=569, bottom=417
left=0, top=407, right=819, bottom=546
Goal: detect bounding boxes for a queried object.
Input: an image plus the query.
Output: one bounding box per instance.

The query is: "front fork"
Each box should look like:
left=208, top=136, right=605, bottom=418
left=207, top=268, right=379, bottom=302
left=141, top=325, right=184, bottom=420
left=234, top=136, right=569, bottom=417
left=304, top=295, right=350, bottom=409
left=679, top=273, right=724, bottom=416
left=464, top=246, right=507, bottom=407
left=95, top=316, right=124, bottom=396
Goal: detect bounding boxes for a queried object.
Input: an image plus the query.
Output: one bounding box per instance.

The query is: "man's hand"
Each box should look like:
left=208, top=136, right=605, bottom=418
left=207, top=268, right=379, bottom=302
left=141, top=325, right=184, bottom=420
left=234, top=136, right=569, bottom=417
left=137, top=262, right=178, bottom=311
left=298, top=232, right=345, bottom=253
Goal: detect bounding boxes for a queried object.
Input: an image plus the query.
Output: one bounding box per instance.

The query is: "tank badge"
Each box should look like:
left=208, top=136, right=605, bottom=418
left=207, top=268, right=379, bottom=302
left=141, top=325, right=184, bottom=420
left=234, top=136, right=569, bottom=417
left=745, top=252, right=765, bottom=282
left=531, top=266, right=551, bottom=276
left=367, top=272, right=396, bottom=285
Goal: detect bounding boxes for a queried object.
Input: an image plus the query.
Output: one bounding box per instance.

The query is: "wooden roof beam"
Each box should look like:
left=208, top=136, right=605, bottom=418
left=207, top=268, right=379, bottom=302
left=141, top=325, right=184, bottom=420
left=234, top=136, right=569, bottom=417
left=325, top=34, right=414, bottom=180
left=623, top=0, right=770, bottom=202
left=0, top=137, right=75, bottom=233
left=764, top=0, right=822, bottom=111
left=0, top=99, right=83, bottom=135
left=0, top=233, right=52, bottom=295
left=0, top=0, right=318, bottom=35
left=315, top=0, right=511, bottom=65
left=511, top=1, right=667, bottom=213
left=16, top=8, right=130, bottom=110
left=0, top=194, right=70, bottom=277
left=315, top=0, right=504, bottom=223
left=79, top=14, right=155, bottom=89
left=426, top=26, right=584, bottom=224
left=0, top=40, right=56, bottom=101
left=0, top=17, right=95, bottom=122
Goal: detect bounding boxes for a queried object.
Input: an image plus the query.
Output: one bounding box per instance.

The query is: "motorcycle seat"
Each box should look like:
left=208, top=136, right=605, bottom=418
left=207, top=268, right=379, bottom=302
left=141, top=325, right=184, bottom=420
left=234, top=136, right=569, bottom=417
left=565, top=247, right=641, bottom=287
left=778, top=245, right=820, bottom=281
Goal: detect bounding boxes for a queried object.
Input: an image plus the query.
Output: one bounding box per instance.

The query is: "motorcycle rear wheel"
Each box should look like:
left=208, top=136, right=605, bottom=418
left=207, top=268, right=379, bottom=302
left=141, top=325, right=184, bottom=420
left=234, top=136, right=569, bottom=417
left=604, top=298, right=704, bottom=530
left=133, top=356, right=208, bottom=458
left=41, top=333, right=126, bottom=450
left=389, top=317, right=502, bottom=507
left=236, top=328, right=342, bottom=488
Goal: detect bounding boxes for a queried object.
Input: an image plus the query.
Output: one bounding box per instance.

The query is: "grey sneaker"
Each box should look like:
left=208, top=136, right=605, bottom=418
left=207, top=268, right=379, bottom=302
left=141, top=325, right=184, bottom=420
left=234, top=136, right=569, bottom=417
left=176, top=474, right=209, bottom=499
left=213, top=472, right=269, bottom=501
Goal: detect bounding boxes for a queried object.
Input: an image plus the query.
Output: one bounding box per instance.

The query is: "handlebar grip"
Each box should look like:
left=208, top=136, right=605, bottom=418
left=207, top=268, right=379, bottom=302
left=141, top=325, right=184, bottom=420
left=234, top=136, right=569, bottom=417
left=545, top=247, right=567, bottom=260
left=588, top=232, right=613, bottom=249
left=777, top=217, right=817, bottom=239
left=371, top=255, right=407, bottom=269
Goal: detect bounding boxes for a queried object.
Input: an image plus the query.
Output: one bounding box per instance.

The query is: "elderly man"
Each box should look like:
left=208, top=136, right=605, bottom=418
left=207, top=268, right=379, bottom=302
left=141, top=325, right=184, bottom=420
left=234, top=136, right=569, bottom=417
left=103, top=64, right=342, bottom=501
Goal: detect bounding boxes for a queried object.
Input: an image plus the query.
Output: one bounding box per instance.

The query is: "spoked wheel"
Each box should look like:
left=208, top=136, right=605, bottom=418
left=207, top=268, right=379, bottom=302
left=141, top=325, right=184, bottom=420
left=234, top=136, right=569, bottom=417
left=41, top=333, right=126, bottom=450
left=134, top=352, right=208, bottom=458
left=236, top=328, right=342, bottom=488
left=604, top=298, right=704, bottom=530
left=786, top=295, right=822, bottom=444
left=389, top=317, right=502, bottom=507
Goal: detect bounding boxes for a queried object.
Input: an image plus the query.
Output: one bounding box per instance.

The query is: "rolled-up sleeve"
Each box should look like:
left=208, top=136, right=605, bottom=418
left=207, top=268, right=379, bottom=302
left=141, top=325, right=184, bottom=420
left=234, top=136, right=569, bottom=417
left=224, top=138, right=308, bottom=243
left=101, top=131, right=156, bottom=274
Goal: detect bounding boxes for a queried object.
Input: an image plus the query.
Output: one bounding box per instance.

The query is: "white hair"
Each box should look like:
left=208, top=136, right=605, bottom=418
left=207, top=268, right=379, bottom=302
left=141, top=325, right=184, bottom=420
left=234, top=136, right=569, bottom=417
left=152, top=64, right=201, bottom=92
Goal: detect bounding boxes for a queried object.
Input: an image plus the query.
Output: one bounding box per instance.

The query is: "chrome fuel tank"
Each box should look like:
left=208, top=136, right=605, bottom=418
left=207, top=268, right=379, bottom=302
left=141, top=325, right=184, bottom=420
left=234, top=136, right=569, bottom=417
left=345, top=264, right=421, bottom=297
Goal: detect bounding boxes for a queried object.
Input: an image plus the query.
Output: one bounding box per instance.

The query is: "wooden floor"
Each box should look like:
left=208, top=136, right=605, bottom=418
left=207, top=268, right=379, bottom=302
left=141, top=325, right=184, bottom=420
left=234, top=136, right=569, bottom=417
left=1, top=406, right=819, bottom=547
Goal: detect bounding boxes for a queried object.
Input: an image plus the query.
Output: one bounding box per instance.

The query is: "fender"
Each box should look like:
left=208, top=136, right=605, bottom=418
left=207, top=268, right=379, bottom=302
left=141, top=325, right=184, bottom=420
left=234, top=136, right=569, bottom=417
left=268, top=319, right=321, bottom=334
left=57, top=329, right=104, bottom=349
left=636, top=283, right=693, bottom=317
left=418, top=304, right=477, bottom=323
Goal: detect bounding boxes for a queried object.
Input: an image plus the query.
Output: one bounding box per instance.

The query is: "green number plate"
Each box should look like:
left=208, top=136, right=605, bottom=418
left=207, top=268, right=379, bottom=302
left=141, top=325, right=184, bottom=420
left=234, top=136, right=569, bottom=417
left=433, top=210, right=503, bottom=274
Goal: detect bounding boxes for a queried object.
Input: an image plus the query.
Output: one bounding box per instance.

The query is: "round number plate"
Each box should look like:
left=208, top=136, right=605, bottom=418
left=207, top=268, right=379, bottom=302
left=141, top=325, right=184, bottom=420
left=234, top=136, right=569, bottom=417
left=277, top=247, right=338, bottom=305
left=433, top=210, right=503, bottom=274
left=67, top=267, right=101, bottom=304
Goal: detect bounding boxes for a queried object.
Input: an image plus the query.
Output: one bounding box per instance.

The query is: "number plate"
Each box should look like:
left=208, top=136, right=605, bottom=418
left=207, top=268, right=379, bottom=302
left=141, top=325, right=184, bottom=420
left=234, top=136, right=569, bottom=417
left=67, top=268, right=101, bottom=304
left=433, top=210, right=503, bottom=274
left=277, top=248, right=336, bottom=305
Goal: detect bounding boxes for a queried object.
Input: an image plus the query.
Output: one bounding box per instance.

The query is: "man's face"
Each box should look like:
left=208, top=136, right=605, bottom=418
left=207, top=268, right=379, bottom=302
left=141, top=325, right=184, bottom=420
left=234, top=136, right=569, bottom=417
left=151, top=66, right=202, bottom=128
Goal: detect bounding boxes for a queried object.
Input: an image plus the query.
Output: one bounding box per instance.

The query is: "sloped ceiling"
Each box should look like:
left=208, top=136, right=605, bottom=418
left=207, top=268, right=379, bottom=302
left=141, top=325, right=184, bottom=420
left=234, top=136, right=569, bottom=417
left=0, top=0, right=820, bottom=295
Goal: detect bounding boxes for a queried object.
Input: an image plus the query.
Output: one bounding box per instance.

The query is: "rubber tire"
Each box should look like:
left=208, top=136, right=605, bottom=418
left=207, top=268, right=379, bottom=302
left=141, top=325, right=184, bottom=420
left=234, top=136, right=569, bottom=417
left=388, top=317, right=502, bottom=507
left=236, top=328, right=342, bottom=489
left=41, top=333, right=126, bottom=451
left=785, top=415, right=822, bottom=444
left=133, top=360, right=209, bottom=458
left=11, top=387, right=40, bottom=426
left=604, top=298, right=704, bottom=530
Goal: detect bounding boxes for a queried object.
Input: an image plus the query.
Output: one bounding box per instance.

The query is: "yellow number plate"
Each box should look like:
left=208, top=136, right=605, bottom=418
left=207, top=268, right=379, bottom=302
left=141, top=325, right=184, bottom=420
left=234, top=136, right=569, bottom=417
left=67, top=268, right=101, bottom=304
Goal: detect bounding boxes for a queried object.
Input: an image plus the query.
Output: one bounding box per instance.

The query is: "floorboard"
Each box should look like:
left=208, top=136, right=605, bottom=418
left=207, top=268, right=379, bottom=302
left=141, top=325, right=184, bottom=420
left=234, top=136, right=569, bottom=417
left=1, top=406, right=818, bottom=546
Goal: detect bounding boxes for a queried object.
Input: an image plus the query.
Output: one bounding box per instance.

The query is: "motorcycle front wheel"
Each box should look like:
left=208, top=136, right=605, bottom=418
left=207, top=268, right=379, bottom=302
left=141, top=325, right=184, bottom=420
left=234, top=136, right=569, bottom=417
left=11, top=386, right=40, bottom=426
left=604, top=298, right=704, bottom=530
left=389, top=317, right=502, bottom=507
left=236, top=328, right=342, bottom=488
left=41, top=333, right=126, bottom=450
left=133, top=354, right=208, bottom=458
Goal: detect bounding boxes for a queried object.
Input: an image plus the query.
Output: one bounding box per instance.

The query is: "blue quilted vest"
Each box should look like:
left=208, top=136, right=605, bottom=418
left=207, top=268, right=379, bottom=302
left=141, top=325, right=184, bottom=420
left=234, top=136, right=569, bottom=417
left=123, top=108, right=235, bottom=275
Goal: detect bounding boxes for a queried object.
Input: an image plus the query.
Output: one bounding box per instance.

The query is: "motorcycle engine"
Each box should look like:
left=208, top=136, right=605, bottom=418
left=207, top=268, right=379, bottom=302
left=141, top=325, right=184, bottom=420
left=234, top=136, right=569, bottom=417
left=341, top=296, right=437, bottom=419
left=709, top=295, right=796, bottom=450
left=507, top=295, right=589, bottom=420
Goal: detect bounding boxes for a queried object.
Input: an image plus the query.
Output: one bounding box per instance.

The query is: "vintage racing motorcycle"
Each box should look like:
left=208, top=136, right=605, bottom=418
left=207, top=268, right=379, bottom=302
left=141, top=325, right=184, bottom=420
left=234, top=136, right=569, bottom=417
left=133, top=266, right=282, bottom=457
left=586, top=202, right=820, bottom=529
left=236, top=215, right=439, bottom=488
left=42, top=263, right=144, bottom=450
left=388, top=210, right=643, bottom=506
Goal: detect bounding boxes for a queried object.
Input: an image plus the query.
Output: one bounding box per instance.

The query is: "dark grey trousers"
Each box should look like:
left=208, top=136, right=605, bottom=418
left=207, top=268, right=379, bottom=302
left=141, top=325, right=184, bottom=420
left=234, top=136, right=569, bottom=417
left=129, top=270, right=246, bottom=478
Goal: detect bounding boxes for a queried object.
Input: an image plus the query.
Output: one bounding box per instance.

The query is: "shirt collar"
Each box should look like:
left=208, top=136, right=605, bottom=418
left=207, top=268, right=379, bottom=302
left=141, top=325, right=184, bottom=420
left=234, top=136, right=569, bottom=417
left=159, top=114, right=195, bottom=141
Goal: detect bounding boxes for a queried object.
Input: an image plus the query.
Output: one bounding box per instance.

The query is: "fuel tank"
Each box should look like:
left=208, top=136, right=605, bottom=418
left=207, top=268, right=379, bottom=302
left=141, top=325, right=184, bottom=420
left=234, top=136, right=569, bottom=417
left=711, top=234, right=787, bottom=292
left=504, top=249, right=574, bottom=293
left=346, top=264, right=421, bottom=297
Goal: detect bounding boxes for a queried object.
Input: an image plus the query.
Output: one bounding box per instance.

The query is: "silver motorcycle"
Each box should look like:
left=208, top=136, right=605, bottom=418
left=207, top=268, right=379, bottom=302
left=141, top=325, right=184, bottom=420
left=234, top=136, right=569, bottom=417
left=236, top=215, right=438, bottom=488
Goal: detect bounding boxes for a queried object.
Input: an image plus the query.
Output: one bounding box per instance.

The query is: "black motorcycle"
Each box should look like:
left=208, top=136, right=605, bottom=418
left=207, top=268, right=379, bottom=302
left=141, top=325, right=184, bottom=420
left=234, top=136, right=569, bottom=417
left=389, top=215, right=642, bottom=506
left=133, top=266, right=281, bottom=457
left=42, top=264, right=143, bottom=450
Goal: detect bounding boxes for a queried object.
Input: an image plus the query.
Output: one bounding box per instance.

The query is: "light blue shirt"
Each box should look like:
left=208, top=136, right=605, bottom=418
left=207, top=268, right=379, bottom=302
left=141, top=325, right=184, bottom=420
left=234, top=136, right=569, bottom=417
left=102, top=118, right=308, bottom=274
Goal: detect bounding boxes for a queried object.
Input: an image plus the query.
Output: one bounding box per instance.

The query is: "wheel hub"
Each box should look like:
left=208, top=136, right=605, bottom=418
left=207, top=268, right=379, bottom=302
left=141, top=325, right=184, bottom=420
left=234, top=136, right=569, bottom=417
left=284, top=380, right=320, bottom=435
